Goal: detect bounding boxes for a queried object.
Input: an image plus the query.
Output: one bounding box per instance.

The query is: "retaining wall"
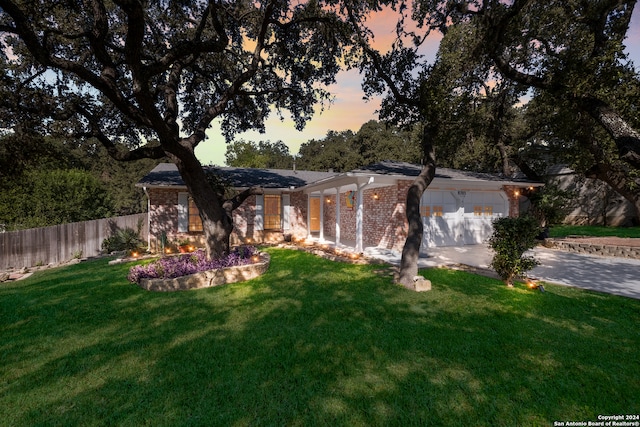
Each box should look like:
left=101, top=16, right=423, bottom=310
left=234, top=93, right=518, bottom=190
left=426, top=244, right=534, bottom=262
left=552, top=241, right=640, bottom=259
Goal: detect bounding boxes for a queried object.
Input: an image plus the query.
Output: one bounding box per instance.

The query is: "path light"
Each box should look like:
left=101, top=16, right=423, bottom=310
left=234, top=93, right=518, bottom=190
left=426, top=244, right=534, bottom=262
left=526, top=278, right=545, bottom=292
left=131, top=251, right=139, bottom=258
left=251, top=255, right=260, bottom=263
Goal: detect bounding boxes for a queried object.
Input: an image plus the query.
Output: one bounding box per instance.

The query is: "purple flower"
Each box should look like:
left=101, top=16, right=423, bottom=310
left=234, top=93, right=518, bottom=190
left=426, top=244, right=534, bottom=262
left=127, top=246, right=258, bottom=282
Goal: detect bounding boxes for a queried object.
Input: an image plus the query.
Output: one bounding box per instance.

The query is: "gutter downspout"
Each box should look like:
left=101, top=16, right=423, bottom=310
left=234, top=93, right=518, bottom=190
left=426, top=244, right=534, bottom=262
left=143, top=186, right=151, bottom=251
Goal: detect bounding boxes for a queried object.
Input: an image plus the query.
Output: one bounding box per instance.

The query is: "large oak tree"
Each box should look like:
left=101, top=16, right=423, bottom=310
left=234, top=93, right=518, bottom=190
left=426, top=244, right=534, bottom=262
left=0, top=0, right=349, bottom=258
left=345, top=0, right=640, bottom=284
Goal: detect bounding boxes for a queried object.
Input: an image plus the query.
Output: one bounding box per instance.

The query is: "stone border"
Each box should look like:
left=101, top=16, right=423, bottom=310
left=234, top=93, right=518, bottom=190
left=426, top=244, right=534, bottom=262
left=136, top=252, right=270, bottom=292
left=550, top=240, right=640, bottom=260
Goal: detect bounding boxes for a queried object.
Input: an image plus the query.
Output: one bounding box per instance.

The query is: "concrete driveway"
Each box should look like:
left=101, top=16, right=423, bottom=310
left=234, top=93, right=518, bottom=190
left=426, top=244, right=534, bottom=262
left=364, top=245, right=640, bottom=300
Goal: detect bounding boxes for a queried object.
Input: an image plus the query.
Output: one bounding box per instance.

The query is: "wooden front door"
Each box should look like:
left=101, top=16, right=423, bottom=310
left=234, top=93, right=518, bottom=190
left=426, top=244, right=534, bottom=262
left=309, top=197, right=321, bottom=232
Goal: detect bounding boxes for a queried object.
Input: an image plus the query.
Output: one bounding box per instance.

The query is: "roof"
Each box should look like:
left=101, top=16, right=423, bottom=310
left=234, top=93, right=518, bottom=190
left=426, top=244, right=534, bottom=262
left=354, top=161, right=541, bottom=184
left=137, top=161, right=542, bottom=190
left=136, top=163, right=339, bottom=189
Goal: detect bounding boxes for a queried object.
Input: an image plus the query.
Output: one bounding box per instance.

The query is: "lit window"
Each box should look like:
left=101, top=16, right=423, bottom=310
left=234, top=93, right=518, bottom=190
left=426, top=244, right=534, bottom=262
left=188, top=198, right=203, bottom=232
left=433, top=206, right=443, bottom=217
left=484, top=206, right=493, bottom=216
left=264, top=195, right=282, bottom=230
left=474, top=206, right=483, bottom=216
left=420, top=206, right=431, bottom=217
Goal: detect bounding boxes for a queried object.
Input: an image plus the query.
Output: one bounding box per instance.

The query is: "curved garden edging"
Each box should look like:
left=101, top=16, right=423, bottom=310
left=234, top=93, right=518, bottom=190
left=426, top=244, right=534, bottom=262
left=137, top=252, right=270, bottom=292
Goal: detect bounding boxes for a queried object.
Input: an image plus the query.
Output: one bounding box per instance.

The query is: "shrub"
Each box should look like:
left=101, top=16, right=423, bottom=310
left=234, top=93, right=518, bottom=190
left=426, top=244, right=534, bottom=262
left=488, top=216, right=540, bottom=286
left=102, top=226, right=145, bottom=253
left=127, top=246, right=258, bottom=283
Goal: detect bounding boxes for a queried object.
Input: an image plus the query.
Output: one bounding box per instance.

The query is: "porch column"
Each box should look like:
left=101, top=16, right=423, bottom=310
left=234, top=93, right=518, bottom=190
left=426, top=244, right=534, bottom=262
left=356, top=188, right=362, bottom=252
left=335, top=186, right=341, bottom=246
left=319, top=189, right=325, bottom=242
left=306, top=194, right=311, bottom=239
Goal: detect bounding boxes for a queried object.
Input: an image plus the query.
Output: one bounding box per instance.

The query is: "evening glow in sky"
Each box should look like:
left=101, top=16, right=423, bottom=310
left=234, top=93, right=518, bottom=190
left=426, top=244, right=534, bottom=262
left=195, top=8, right=640, bottom=167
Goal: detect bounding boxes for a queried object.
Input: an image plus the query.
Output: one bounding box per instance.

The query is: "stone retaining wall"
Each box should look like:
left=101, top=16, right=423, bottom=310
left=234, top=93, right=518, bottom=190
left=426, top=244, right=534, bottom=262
left=137, top=252, right=270, bottom=292
left=552, top=241, right=640, bottom=260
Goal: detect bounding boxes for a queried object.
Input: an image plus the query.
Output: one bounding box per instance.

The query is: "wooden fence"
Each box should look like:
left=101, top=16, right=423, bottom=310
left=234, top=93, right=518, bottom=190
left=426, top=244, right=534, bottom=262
left=0, top=213, right=148, bottom=271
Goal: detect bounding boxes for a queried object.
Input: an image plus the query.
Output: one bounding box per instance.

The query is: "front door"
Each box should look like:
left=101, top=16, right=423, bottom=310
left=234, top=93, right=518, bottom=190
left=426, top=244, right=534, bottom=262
left=309, top=197, right=321, bottom=232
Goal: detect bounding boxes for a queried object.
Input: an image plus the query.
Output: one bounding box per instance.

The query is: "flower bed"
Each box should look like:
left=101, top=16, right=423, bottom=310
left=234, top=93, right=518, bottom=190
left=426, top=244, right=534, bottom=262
left=128, top=246, right=269, bottom=292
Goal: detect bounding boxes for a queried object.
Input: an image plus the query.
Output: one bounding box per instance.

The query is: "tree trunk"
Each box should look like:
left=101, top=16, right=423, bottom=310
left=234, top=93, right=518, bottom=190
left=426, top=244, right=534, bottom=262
left=397, top=127, right=436, bottom=288
left=169, top=151, right=233, bottom=259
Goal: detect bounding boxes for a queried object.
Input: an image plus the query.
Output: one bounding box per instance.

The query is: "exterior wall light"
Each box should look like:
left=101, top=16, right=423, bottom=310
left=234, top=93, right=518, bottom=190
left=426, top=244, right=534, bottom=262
left=373, top=192, right=379, bottom=200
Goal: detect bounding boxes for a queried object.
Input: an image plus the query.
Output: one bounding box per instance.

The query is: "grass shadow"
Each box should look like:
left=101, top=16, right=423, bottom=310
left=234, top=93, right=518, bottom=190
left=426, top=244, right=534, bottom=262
left=1, top=249, right=639, bottom=425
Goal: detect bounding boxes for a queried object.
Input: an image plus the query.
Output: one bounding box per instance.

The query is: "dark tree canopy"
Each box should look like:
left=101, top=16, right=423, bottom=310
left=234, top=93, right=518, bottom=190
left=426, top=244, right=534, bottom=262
left=0, top=132, right=163, bottom=230
left=0, top=0, right=351, bottom=257
left=225, top=139, right=293, bottom=169
left=296, top=120, right=422, bottom=172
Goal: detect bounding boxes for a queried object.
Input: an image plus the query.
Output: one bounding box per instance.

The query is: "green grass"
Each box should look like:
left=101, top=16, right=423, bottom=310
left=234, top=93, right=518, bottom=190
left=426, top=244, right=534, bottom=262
left=1, top=248, right=639, bottom=426
left=549, top=224, right=640, bottom=238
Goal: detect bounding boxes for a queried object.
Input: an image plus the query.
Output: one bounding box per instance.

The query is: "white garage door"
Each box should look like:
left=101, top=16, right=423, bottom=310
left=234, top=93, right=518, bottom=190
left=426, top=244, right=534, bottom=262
left=462, top=192, right=507, bottom=245
left=420, top=190, right=508, bottom=248
left=420, top=191, right=460, bottom=248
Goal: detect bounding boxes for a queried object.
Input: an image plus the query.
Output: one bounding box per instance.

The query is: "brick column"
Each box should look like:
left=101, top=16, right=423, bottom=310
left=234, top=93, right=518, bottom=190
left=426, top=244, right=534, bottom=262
left=503, top=185, right=521, bottom=217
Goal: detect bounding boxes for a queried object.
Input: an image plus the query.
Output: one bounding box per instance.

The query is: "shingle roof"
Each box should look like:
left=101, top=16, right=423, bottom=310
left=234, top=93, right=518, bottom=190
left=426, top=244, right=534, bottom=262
left=355, top=161, right=540, bottom=184
left=137, top=163, right=339, bottom=189
left=137, top=160, right=541, bottom=190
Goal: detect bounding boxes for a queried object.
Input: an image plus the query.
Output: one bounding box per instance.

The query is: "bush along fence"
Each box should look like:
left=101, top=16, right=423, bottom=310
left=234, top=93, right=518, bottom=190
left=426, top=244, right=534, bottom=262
left=0, top=213, right=148, bottom=271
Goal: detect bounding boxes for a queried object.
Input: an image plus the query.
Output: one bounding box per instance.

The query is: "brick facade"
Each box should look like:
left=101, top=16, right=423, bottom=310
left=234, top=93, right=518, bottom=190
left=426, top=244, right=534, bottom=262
left=147, top=188, right=310, bottom=250
left=147, top=180, right=529, bottom=253
left=329, top=182, right=410, bottom=252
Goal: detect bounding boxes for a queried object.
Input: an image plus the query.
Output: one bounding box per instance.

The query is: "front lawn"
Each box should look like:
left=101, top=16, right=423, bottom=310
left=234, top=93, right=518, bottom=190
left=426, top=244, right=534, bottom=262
left=1, top=248, right=639, bottom=425
left=549, top=224, right=640, bottom=238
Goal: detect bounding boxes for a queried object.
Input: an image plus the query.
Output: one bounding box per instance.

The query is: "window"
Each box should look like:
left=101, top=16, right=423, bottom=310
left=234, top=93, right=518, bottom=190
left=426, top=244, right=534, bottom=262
left=188, top=198, right=203, bottom=232
left=484, top=206, right=493, bottom=216
left=420, top=206, right=431, bottom=217
left=264, top=195, right=282, bottom=230
left=433, top=206, right=443, bottom=217
left=474, top=206, right=483, bottom=216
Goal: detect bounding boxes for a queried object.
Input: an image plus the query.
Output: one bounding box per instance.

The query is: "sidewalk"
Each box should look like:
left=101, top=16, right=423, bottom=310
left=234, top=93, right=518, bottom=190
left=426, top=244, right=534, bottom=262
left=364, top=245, right=640, bottom=300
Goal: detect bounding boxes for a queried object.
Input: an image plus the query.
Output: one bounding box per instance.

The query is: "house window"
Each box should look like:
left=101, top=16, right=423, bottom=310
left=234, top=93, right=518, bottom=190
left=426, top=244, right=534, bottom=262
left=264, top=195, right=282, bottom=230
left=433, top=206, right=443, bottom=217
left=420, top=206, right=431, bottom=217
left=474, top=206, right=483, bottom=216
left=188, top=198, right=203, bottom=232
left=484, top=206, right=493, bottom=216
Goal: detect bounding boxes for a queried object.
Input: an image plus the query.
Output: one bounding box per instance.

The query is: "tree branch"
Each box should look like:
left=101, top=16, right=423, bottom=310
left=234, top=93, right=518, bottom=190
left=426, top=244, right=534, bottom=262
left=345, top=4, right=420, bottom=109
left=223, top=187, right=264, bottom=213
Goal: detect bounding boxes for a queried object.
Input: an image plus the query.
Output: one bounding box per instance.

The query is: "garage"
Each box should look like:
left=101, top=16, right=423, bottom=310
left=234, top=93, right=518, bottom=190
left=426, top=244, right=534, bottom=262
left=421, top=189, right=509, bottom=248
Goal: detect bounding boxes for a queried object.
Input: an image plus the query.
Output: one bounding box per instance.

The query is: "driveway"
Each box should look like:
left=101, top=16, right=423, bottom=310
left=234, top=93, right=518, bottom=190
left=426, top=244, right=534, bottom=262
left=364, top=245, right=640, bottom=299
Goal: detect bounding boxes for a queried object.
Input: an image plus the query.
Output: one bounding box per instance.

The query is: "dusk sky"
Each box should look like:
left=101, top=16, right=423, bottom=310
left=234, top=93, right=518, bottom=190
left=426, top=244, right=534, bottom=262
left=195, top=8, right=640, bottom=167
